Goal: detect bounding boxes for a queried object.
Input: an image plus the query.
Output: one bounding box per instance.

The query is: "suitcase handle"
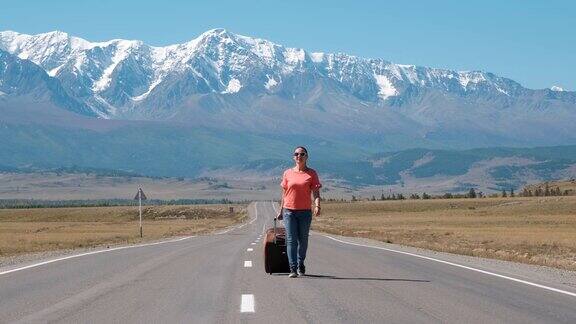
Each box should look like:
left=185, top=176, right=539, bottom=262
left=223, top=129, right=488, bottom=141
left=273, top=217, right=277, bottom=244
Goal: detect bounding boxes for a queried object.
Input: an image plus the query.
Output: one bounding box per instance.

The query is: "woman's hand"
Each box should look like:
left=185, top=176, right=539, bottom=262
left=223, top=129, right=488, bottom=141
left=313, top=205, right=321, bottom=217
left=312, top=189, right=321, bottom=217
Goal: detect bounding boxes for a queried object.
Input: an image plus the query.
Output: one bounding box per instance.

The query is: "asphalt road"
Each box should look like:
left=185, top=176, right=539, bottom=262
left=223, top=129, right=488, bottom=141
left=1, top=201, right=575, bottom=323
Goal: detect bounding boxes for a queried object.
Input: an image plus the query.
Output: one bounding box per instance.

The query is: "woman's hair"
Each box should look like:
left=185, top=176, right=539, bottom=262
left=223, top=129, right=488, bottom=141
left=294, top=146, right=308, bottom=154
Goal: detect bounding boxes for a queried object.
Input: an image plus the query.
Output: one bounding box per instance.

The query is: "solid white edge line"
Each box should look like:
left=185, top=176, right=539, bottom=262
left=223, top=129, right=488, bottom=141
left=244, top=260, right=253, bottom=267
left=217, top=202, right=259, bottom=235
left=2, top=201, right=265, bottom=276
left=322, top=234, right=576, bottom=298
left=0, top=235, right=195, bottom=276
left=244, top=201, right=258, bottom=225
left=241, top=294, right=255, bottom=313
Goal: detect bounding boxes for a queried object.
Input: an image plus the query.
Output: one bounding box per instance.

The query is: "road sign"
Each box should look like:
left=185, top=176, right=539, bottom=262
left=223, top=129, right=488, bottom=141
left=134, top=188, right=147, bottom=238
left=134, top=188, right=147, bottom=201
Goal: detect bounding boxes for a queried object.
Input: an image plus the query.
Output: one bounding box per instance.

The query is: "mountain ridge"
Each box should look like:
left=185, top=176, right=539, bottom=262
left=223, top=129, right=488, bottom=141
left=2, top=28, right=572, bottom=119
left=1, top=28, right=576, bottom=190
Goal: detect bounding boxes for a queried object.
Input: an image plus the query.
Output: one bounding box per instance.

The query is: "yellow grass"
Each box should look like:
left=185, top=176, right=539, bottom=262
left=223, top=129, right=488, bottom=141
left=0, top=204, right=247, bottom=257
left=315, top=196, right=576, bottom=271
left=524, top=179, right=576, bottom=195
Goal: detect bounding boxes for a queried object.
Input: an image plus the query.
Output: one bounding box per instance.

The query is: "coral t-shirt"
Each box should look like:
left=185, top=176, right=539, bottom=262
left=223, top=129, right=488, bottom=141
left=281, top=168, right=322, bottom=210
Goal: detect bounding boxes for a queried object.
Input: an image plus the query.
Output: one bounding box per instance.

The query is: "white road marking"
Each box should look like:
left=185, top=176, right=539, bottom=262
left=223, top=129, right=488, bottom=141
left=251, top=243, right=256, bottom=245
left=217, top=202, right=259, bottom=235
left=244, top=261, right=253, bottom=267
left=247, top=248, right=254, bottom=252
left=241, top=294, right=255, bottom=313
left=322, top=234, right=576, bottom=299
left=247, top=202, right=259, bottom=225
left=0, top=236, right=195, bottom=277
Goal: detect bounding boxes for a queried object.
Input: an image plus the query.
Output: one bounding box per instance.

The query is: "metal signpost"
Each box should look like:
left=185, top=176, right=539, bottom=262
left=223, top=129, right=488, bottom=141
left=134, top=188, right=147, bottom=238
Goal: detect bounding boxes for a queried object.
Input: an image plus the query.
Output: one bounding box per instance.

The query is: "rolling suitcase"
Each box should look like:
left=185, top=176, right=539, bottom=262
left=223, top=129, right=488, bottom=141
left=264, top=217, right=290, bottom=274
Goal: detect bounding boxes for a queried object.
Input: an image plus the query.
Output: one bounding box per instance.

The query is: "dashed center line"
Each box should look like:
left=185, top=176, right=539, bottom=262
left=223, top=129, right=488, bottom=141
left=247, top=248, right=254, bottom=251
left=244, top=261, right=253, bottom=267
left=251, top=242, right=256, bottom=245
left=241, top=294, right=255, bottom=313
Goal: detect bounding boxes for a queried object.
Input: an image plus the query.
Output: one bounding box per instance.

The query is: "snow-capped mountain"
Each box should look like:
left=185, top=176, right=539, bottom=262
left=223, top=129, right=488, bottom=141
left=0, top=29, right=556, bottom=116
left=0, top=48, right=94, bottom=116
left=0, top=28, right=575, bottom=150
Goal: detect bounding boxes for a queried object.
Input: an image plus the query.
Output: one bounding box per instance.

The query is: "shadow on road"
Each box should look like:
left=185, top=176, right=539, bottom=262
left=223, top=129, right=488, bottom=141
left=302, top=274, right=430, bottom=282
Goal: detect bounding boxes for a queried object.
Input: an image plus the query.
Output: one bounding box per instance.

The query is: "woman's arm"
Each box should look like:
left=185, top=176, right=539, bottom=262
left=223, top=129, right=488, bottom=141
left=312, top=189, right=321, bottom=217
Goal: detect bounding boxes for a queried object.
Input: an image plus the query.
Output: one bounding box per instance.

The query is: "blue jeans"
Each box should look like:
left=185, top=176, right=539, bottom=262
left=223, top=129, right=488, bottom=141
left=282, top=208, right=312, bottom=272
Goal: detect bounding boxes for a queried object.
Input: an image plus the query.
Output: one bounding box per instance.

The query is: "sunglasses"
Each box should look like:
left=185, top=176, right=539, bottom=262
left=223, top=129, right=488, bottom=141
left=293, top=152, right=307, bottom=157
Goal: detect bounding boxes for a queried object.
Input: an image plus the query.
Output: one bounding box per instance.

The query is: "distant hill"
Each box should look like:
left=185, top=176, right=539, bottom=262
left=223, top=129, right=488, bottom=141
left=202, top=145, right=576, bottom=194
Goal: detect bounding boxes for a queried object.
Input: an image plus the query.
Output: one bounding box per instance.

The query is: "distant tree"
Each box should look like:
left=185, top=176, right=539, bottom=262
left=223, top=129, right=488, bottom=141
left=467, top=188, right=477, bottom=199
left=351, top=195, right=357, bottom=202
left=422, top=192, right=431, bottom=199
left=502, top=189, right=507, bottom=198
left=397, top=193, right=405, bottom=200
left=410, top=193, right=420, bottom=199
left=380, top=193, right=386, bottom=201
left=443, top=193, right=453, bottom=199
left=555, top=187, right=562, bottom=196
left=544, top=184, right=551, bottom=196
left=510, top=189, right=515, bottom=197
left=371, top=195, right=376, bottom=201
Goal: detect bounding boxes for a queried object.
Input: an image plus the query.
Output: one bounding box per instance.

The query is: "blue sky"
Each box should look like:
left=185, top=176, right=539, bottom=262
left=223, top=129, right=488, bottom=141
left=1, top=0, right=574, bottom=90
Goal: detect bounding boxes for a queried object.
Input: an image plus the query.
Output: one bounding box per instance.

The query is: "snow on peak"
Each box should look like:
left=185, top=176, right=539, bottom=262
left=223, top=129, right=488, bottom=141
left=550, top=85, right=565, bottom=92
left=458, top=71, right=486, bottom=89
left=132, top=78, right=163, bottom=101
left=200, top=28, right=229, bottom=37
left=265, top=75, right=278, bottom=90
left=0, top=28, right=534, bottom=113
left=236, top=34, right=279, bottom=63
left=310, top=52, right=325, bottom=63
left=390, top=64, right=419, bottom=84
left=223, top=78, right=242, bottom=94
left=374, top=74, right=398, bottom=100
left=92, top=40, right=139, bottom=92
left=284, top=48, right=306, bottom=65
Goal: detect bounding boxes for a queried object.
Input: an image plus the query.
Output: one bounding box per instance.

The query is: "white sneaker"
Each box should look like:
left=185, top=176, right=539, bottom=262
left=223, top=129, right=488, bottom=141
left=288, top=272, right=298, bottom=278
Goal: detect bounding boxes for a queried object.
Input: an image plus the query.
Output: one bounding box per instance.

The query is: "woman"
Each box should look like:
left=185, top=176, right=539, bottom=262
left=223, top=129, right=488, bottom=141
left=278, top=146, right=322, bottom=278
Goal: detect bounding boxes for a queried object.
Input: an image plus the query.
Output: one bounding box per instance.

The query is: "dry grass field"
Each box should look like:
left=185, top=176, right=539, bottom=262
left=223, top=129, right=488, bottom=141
left=524, top=179, right=576, bottom=196
left=0, top=204, right=247, bottom=257
left=315, top=196, right=576, bottom=271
